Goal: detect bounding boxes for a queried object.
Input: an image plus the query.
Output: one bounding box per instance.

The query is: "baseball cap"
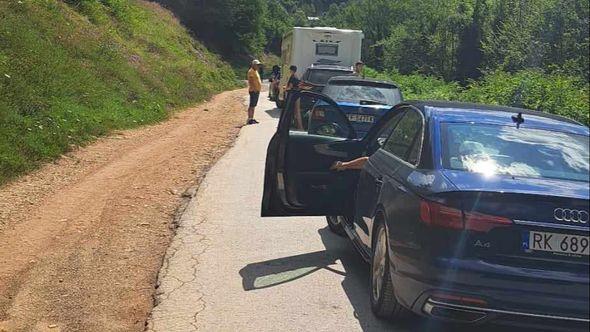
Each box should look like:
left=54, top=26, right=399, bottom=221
left=251, top=59, right=262, bottom=66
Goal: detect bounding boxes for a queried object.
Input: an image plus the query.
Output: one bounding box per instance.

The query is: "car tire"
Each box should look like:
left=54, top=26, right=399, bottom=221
left=326, top=216, right=347, bottom=237
left=275, top=99, right=284, bottom=109
left=370, top=221, right=408, bottom=320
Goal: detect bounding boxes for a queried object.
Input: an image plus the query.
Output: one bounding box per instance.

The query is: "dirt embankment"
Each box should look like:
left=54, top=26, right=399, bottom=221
left=0, top=88, right=248, bottom=332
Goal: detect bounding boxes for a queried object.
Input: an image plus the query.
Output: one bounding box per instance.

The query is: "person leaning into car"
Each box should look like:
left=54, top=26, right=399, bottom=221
left=286, top=65, right=305, bottom=130
left=331, top=157, right=369, bottom=171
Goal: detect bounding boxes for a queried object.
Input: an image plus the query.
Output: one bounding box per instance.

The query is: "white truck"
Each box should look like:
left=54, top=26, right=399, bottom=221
left=276, top=27, right=364, bottom=107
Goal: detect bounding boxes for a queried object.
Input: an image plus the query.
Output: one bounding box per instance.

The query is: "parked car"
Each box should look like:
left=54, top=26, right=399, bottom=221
left=299, top=65, right=355, bottom=93
left=323, top=76, right=403, bottom=138
left=261, top=90, right=590, bottom=330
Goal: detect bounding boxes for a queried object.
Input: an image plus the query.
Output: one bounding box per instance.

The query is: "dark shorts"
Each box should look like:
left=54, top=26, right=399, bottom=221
left=249, top=91, right=260, bottom=108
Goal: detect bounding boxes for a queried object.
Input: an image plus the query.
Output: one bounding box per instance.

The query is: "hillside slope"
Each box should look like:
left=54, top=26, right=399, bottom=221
left=0, top=0, right=238, bottom=184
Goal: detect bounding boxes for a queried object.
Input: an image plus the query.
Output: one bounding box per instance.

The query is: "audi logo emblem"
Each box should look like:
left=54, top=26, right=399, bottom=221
left=554, top=208, right=589, bottom=224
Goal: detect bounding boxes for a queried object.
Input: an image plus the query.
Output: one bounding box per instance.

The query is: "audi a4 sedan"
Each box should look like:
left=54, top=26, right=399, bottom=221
left=261, top=90, right=589, bottom=331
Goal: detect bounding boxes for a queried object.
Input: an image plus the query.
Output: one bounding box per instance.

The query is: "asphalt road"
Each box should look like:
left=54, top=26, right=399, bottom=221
left=146, top=95, right=509, bottom=332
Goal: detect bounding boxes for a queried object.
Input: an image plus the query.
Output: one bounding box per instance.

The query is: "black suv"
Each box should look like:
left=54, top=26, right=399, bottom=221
left=300, top=65, right=355, bottom=93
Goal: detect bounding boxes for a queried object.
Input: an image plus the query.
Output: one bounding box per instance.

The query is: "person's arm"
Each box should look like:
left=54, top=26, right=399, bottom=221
left=331, top=157, right=369, bottom=171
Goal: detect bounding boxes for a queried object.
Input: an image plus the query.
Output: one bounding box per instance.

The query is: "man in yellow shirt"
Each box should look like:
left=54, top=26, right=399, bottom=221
left=247, top=59, right=263, bottom=125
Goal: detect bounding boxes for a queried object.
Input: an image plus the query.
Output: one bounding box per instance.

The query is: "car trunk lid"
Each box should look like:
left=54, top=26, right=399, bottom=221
left=438, top=171, right=589, bottom=268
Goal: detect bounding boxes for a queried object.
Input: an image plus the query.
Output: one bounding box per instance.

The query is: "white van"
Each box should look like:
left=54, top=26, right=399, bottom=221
left=277, top=27, right=364, bottom=107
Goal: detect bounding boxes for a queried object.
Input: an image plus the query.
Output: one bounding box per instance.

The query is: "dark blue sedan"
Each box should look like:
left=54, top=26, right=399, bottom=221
left=262, top=91, right=590, bottom=330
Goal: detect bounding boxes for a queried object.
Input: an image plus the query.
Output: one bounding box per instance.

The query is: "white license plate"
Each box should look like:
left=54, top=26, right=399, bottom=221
left=528, top=231, right=590, bottom=256
left=347, top=114, right=374, bottom=123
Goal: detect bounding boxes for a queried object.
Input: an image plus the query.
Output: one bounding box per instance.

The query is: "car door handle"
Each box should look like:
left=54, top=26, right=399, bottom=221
left=375, top=178, right=384, bottom=187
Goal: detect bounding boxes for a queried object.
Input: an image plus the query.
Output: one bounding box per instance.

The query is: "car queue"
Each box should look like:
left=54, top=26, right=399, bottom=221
left=257, top=26, right=589, bottom=331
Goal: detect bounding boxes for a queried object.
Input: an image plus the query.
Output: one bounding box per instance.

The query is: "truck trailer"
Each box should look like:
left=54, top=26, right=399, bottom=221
left=276, top=27, right=364, bottom=108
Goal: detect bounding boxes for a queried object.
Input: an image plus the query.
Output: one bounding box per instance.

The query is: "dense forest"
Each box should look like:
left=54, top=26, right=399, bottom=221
left=322, top=0, right=589, bottom=82
left=157, top=0, right=588, bottom=80
left=155, top=0, right=589, bottom=124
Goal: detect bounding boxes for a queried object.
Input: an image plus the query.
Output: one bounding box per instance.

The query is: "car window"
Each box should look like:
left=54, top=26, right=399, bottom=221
left=442, top=123, right=590, bottom=182
left=289, top=93, right=352, bottom=139
left=306, top=70, right=354, bottom=85
left=375, top=111, right=405, bottom=145
left=323, top=83, right=402, bottom=106
left=382, top=110, right=423, bottom=164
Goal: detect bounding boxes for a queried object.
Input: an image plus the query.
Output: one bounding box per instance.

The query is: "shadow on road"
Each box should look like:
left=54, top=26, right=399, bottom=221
left=264, top=107, right=281, bottom=119
left=239, top=226, right=522, bottom=332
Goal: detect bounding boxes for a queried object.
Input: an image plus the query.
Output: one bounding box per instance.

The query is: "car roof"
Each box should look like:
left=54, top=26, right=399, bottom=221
left=403, top=100, right=587, bottom=134
left=327, top=76, right=399, bottom=88
left=306, top=65, right=353, bottom=71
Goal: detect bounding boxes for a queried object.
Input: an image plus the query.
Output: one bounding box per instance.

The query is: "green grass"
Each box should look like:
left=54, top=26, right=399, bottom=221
left=0, top=0, right=238, bottom=184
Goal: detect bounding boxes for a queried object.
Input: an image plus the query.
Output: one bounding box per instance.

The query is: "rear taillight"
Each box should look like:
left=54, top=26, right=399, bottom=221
left=420, top=200, right=512, bottom=232
left=420, top=201, right=463, bottom=229
left=463, top=210, right=512, bottom=232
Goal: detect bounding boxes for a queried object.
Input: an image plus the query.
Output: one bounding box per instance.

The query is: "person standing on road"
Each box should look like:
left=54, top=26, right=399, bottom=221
left=247, top=59, right=263, bottom=125
left=354, top=61, right=365, bottom=78
left=268, top=65, right=281, bottom=101
left=286, top=65, right=300, bottom=93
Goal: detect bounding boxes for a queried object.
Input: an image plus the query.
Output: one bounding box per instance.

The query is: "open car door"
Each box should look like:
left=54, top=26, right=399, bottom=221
left=261, top=91, right=365, bottom=217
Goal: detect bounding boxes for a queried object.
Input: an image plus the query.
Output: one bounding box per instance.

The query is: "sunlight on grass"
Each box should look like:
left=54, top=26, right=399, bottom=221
left=0, top=0, right=238, bottom=184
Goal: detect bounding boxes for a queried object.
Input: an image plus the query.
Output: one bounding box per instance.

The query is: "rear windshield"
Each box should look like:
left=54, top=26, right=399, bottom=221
left=306, top=70, right=353, bottom=85
left=442, top=123, right=590, bottom=182
left=323, top=82, right=402, bottom=105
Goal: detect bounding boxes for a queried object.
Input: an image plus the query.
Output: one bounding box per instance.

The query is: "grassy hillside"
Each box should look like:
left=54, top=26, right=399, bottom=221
left=0, top=0, right=238, bottom=184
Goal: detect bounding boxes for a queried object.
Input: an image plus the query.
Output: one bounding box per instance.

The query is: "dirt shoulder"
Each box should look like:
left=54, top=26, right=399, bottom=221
left=0, top=88, right=249, bottom=332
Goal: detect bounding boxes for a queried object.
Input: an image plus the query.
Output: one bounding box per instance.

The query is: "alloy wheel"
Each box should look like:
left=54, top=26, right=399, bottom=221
left=372, top=226, right=387, bottom=302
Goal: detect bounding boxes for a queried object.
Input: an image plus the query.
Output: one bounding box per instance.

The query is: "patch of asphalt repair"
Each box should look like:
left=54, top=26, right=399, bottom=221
left=145, top=92, right=277, bottom=331
left=146, top=144, right=229, bottom=332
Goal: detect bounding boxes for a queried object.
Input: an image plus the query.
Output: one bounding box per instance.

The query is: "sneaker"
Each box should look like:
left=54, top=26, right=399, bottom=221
left=251, top=119, right=259, bottom=124
left=246, top=119, right=257, bottom=125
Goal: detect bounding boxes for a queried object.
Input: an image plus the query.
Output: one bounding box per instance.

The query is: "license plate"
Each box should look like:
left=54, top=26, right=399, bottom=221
left=525, top=231, right=590, bottom=256
left=347, top=114, right=374, bottom=123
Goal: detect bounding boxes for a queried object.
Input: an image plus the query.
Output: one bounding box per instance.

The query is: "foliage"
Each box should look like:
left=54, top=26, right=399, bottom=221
left=156, top=0, right=267, bottom=55
left=459, top=70, right=589, bottom=125
left=365, top=67, right=589, bottom=126
left=155, top=0, right=338, bottom=56
left=0, top=0, right=238, bottom=184
left=364, top=68, right=461, bottom=101
left=321, top=0, right=589, bottom=83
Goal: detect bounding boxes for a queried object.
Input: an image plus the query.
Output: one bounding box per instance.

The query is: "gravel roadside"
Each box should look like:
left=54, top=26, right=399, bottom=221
left=0, top=88, right=250, bottom=332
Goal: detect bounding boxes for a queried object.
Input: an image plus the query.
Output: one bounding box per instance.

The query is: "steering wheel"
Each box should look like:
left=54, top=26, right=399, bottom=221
left=312, top=123, right=345, bottom=137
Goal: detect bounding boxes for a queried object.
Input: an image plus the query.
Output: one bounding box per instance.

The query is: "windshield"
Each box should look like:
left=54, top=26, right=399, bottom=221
left=442, top=123, right=590, bottom=182
left=324, top=83, right=402, bottom=105
left=306, top=70, right=353, bottom=85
